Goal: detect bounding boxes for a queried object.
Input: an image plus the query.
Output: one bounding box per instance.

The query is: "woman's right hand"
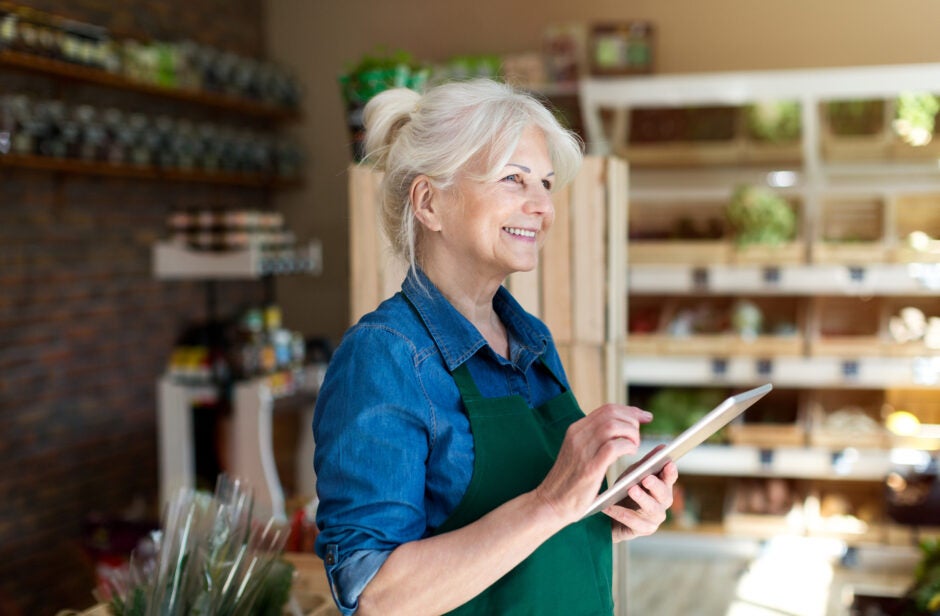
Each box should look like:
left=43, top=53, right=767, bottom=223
left=534, top=404, right=653, bottom=524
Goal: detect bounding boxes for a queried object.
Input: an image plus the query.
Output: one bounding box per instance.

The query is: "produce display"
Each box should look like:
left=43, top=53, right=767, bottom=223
left=894, top=92, right=940, bottom=147
left=726, top=185, right=797, bottom=247
left=644, top=387, right=728, bottom=439
left=745, top=100, right=801, bottom=142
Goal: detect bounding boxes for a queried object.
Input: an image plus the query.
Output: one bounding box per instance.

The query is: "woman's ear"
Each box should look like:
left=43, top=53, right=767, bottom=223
left=410, top=175, right=442, bottom=232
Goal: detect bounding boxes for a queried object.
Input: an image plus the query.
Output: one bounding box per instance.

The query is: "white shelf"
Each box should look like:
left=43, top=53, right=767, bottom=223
left=628, top=263, right=940, bottom=295
left=153, top=239, right=323, bottom=279
left=623, top=355, right=937, bottom=389
left=633, top=440, right=892, bottom=481
left=579, top=62, right=940, bottom=155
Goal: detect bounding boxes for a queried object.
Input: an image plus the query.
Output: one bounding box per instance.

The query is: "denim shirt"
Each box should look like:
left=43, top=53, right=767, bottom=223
left=313, top=268, right=571, bottom=614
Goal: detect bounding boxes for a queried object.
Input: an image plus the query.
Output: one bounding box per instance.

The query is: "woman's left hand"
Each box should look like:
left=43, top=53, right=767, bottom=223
left=605, top=461, right=678, bottom=543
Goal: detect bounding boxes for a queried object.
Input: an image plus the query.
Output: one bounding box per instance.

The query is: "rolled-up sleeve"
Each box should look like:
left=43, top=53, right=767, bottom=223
left=313, top=324, right=433, bottom=612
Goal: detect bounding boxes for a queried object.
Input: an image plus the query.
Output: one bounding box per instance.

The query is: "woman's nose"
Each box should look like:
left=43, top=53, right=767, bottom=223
left=525, top=187, right=554, bottom=215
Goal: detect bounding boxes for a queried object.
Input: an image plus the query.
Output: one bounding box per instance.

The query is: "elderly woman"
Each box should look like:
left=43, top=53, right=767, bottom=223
left=313, top=78, right=678, bottom=616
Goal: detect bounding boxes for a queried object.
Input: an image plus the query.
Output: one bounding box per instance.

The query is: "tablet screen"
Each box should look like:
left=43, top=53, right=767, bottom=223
left=581, top=383, right=773, bottom=519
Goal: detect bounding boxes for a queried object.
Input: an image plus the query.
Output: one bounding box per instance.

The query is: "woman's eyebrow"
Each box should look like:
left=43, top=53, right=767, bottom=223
left=508, top=163, right=554, bottom=177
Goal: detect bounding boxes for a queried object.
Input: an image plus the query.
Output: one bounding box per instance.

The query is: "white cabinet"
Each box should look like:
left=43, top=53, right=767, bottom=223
left=577, top=63, right=940, bottom=550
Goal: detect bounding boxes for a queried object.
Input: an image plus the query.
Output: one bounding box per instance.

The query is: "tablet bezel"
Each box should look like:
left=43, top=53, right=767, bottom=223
left=581, top=383, right=773, bottom=519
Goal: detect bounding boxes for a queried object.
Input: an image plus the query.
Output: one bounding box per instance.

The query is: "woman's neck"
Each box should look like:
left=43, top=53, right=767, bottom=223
left=421, top=262, right=510, bottom=359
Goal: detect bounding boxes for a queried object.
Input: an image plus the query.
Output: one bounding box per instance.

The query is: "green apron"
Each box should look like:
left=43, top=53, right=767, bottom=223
left=434, top=361, right=614, bottom=615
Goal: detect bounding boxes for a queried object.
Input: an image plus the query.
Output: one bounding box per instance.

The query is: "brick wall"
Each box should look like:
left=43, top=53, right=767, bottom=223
left=0, top=1, right=272, bottom=613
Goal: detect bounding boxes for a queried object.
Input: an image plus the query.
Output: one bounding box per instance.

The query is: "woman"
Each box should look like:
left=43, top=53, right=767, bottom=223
left=313, top=78, right=678, bottom=616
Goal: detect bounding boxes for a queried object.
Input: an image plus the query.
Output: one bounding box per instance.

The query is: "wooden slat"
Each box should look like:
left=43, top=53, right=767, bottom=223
left=571, top=156, right=607, bottom=344
left=506, top=266, right=541, bottom=316
left=348, top=164, right=383, bottom=323
left=541, top=183, right=573, bottom=342
left=562, top=343, right=606, bottom=414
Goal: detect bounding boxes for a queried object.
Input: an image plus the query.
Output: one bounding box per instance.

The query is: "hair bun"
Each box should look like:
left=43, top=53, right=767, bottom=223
left=362, top=88, right=422, bottom=169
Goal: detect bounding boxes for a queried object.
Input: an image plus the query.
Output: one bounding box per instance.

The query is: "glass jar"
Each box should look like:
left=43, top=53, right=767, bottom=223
left=102, top=108, right=127, bottom=164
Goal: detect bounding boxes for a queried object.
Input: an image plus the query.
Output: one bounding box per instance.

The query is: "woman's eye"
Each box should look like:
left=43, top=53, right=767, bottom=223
left=502, top=173, right=523, bottom=184
left=541, top=179, right=553, bottom=191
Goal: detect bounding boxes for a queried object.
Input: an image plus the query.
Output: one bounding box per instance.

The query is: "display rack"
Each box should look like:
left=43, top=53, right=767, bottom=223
left=576, top=62, right=940, bottom=555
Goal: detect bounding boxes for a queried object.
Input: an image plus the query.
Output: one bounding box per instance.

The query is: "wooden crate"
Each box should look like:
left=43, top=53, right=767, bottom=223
left=807, top=296, right=886, bottom=357
left=347, top=164, right=407, bottom=324
left=812, top=196, right=890, bottom=265
left=617, top=105, right=742, bottom=167
left=819, top=99, right=893, bottom=162
left=732, top=241, right=807, bottom=265
left=891, top=193, right=940, bottom=263
left=629, top=240, right=732, bottom=265
left=806, top=389, right=888, bottom=450
left=628, top=295, right=803, bottom=357
left=723, top=477, right=806, bottom=537
left=803, top=480, right=884, bottom=541
left=627, top=198, right=730, bottom=264
left=727, top=388, right=806, bottom=447
left=882, top=296, right=940, bottom=356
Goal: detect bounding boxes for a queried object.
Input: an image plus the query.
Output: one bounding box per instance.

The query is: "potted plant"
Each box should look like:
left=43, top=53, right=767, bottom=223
left=338, top=48, right=429, bottom=161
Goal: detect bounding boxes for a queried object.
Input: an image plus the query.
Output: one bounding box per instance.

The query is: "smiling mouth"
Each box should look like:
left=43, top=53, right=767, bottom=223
left=503, top=226, right=537, bottom=239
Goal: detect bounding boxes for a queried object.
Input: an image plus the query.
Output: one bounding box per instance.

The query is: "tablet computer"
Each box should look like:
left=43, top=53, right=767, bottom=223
left=581, top=383, right=773, bottom=519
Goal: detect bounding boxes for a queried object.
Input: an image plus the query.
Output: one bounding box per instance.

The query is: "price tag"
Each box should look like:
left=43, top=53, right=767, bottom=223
left=762, top=266, right=781, bottom=286
left=758, top=448, right=774, bottom=469
left=692, top=267, right=709, bottom=291
left=756, top=358, right=773, bottom=377
left=841, top=360, right=859, bottom=380
left=711, top=358, right=728, bottom=377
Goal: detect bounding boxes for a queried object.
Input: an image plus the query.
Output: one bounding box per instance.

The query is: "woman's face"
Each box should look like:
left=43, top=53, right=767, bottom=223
left=432, top=125, right=555, bottom=284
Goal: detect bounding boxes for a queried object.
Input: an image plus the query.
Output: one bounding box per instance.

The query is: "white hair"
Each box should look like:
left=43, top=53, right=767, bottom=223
left=361, top=78, right=584, bottom=274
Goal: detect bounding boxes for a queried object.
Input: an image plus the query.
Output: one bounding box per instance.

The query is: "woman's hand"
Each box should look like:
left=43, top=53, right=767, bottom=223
left=533, top=404, right=653, bottom=525
left=606, top=462, right=678, bottom=543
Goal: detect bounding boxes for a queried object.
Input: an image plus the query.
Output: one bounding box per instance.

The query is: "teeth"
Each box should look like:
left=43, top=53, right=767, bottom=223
left=504, top=227, right=536, bottom=238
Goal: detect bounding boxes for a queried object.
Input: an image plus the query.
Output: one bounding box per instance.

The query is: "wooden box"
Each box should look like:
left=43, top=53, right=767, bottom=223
left=812, top=197, right=890, bottom=265
left=807, top=296, right=886, bottom=357
left=819, top=99, right=892, bottom=162
left=806, top=389, right=888, bottom=450
left=882, top=297, right=940, bottom=356
left=723, top=477, right=806, bottom=537
left=726, top=388, right=806, bottom=447
left=627, top=198, right=730, bottom=265
left=618, top=106, right=742, bottom=167
left=627, top=296, right=803, bottom=358
left=891, top=193, right=940, bottom=263
left=803, top=480, right=885, bottom=542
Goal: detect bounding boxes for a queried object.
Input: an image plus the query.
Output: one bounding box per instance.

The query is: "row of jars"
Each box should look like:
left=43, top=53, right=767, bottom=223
left=0, top=3, right=301, bottom=109
left=0, top=94, right=304, bottom=177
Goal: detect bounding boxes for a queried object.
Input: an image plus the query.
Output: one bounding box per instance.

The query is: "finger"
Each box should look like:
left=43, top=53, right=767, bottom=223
left=604, top=504, right=660, bottom=537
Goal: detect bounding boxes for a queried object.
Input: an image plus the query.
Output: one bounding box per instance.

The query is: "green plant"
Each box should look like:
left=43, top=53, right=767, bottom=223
left=746, top=100, right=801, bottom=142
left=827, top=99, right=884, bottom=136
left=895, top=91, right=940, bottom=146
left=726, top=185, right=796, bottom=247
left=905, top=537, right=940, bottom=614
left=338, top=47, right=430, bottom=107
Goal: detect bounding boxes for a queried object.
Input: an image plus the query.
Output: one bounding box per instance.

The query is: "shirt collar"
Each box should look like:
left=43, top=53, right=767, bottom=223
left=402, top=268, right=549, bottom=372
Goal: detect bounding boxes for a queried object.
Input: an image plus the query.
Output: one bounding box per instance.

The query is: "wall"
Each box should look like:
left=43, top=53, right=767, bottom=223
left=0, top=1, right=268, bottom=613
left=266, top=0, right=940, bottom=343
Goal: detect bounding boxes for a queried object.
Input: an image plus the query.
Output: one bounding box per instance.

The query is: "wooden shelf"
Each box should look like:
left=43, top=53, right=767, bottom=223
left=0, top=49, right=300, bottom=121
left=0, top=153, right=301, bottom=188
left=153, top=240, right=322, bottom=280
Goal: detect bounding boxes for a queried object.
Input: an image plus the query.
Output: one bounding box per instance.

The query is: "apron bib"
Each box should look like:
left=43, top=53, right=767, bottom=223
left=434, top=361, right=614, bottom=616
